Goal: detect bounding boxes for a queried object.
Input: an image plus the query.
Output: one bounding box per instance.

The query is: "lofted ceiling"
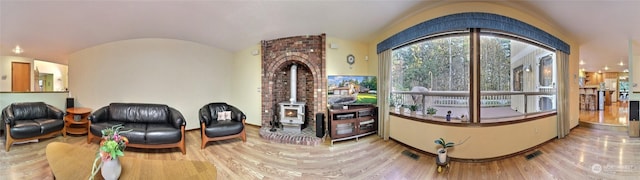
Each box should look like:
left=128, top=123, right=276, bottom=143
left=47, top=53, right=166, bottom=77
left=1, top=0, right=639, bottom=73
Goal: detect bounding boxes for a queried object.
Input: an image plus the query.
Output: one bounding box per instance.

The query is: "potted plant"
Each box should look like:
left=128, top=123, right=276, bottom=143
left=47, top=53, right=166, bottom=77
left=434, top=138, right=455, bottom=163
left=408, top=105, right=418, bottom=115
left=426, top=107, right=437, bottom=117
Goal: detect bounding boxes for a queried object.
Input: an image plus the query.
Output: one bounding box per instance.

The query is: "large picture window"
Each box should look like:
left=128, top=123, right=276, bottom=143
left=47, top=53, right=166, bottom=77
left=390, top=30, right=557, bottom=123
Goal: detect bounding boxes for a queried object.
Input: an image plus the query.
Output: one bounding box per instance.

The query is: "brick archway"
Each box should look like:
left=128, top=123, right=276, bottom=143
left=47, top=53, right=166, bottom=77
left=261, top=34, right=326, bottom=132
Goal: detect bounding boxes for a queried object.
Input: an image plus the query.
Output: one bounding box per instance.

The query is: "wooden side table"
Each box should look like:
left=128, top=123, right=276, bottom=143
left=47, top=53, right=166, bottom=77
left=64, top=107, right=92, bottom=135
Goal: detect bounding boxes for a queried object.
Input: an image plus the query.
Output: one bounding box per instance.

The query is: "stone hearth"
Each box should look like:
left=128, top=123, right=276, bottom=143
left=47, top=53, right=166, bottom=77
left=259, top=127, right=324, bottom=146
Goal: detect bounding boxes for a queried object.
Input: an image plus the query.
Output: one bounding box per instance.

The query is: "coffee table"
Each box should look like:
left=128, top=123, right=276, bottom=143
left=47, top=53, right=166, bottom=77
left=45, top=142, right=217, bottom=179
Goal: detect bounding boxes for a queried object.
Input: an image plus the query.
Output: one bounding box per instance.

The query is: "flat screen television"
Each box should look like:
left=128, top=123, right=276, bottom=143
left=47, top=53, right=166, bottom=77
left=327, top=75, right=377, bottom=107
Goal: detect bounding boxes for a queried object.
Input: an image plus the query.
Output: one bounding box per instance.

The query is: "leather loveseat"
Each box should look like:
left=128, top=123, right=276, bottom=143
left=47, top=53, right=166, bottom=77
left=2, top=102, right=66, bottom=152
left=87, top=103, right=186, bottom=154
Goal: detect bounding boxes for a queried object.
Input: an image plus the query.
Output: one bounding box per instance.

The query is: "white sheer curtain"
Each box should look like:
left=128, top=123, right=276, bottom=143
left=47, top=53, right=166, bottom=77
left=556, top=51, right=570, bottom=138
left=377, top=50, right=392, bottom=140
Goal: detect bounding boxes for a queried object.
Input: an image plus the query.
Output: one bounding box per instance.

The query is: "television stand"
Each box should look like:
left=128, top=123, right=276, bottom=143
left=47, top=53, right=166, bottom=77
left=327, top=105, right=377, bottom=146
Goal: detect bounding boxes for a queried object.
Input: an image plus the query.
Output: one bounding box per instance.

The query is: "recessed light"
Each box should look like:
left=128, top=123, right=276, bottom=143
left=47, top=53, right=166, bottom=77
left=598, top=70, right=602, bottom=73
left=579, top=60, right=585, bottom=65
left=619, top=61, right=624, bottom=66
left=12, top=45, right=24, bottom=54
left=604, top=66, right=609, bottom=71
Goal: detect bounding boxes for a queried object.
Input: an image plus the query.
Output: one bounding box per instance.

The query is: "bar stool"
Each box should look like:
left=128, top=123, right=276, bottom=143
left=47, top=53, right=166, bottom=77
left=586, top=94, right=596, bottom=110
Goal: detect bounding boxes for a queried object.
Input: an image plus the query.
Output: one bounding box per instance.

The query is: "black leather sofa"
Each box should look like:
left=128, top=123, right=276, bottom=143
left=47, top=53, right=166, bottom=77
left=199, top=102, right=246, bottom=149
left=88, top=103, right=186, bottom=154
left=2, top=102, right=66, bottom=152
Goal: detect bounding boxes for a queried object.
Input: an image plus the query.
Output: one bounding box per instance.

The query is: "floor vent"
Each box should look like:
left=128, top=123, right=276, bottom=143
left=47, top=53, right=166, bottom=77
left=525, top=150, right=543, bottom=160
left=402, top=150, right=420, bottom=160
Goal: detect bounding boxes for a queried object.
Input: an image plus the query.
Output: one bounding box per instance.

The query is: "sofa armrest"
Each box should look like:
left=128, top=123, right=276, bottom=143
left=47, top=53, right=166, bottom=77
left=199, top=106, right=213, bottom=126
left=46, top=104, right=65, bottom=120
left=169, top=107, right=186, bottom=129
left=89, top=106, right=109, bottom=123
left=228, top=105, right=246, bottom=122
left=2, top=105, right=15, bottom=126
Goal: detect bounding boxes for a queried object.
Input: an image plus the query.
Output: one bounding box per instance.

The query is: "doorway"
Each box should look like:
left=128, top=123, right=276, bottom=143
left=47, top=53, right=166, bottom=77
left=11, top=62, right=30, bottom=92
left=38, top=73, right=54, bottom=91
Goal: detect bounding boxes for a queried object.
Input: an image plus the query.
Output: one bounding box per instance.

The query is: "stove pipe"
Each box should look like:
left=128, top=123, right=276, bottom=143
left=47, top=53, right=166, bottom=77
left=290, top=64, right=297, bottom=103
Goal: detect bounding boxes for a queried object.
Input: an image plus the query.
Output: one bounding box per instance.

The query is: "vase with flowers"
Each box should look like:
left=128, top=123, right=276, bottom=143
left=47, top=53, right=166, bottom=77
left=90, top=124, right=131, bottom=180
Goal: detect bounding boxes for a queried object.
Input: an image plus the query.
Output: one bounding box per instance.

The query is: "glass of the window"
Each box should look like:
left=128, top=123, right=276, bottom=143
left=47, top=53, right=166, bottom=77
left=391, top=34, right=470, bottom=122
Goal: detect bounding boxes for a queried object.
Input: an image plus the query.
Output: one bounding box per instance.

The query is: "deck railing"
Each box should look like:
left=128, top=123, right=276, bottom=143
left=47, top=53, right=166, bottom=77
left=391, top=90, right=557, bottom=117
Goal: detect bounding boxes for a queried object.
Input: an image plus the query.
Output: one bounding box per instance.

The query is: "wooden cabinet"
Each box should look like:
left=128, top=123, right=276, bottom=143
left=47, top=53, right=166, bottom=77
left=327, top=105, right=377, bottom=145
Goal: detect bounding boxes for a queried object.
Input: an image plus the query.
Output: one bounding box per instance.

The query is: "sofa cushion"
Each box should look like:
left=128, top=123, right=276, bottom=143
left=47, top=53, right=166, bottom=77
left=34, top=118, right=64, bottom=135
left=120, top=123, right=147, bottom=144
left=146, top=124, right=182, bottom=144
left=205, top=120, right=244, bottom=138
left=10, top=120, right=41, bottom=139
left=109, top=103, right=169, bottom=124
left=11, top=102, right=48, bottom=120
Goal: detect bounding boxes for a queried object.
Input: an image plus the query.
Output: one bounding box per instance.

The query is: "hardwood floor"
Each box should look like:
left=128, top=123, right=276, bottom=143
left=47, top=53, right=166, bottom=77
left=1, top=125, right=639, bottom=179
left=579, top=101, right=629, bottom=126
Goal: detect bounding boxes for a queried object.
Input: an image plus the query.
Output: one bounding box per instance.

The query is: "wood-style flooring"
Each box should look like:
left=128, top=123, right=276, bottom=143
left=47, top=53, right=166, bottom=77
left=1, top=125, right=639, bottom=179
left=580, top=101, right=629, bottom=126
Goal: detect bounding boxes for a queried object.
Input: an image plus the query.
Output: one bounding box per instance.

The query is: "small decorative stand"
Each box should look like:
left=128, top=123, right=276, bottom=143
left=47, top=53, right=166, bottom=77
left=64, top=107, right=92, bottom=135
left=436, top=156, right=450, bottom=173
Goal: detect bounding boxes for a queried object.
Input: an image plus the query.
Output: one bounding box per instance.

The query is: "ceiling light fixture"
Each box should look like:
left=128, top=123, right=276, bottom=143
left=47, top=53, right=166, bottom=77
left=579, top=60, right=585, bottom=65
left=623, top=69, right=629, bottom=73
left=12, top=45, right=24, bottom=54
left=598, top=70, right=602, bottom=73
left=604, top=66, right=609, bottom=71
left=619, top=61, right=624, bottom=66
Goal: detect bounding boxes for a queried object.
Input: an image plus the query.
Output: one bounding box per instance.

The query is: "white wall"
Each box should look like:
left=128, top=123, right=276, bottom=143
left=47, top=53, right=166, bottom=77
left=68, top=38, right=233, bottom=130
left=0, top=56, right=34, bottom=92
left=34, top=60, right=68, bottom=91
left=0, top=92, right=68, bottom=111
left=231, top=44, right=262, bottom=126
left=632, top=55, right=640, bottom=94
left=326, top=37, right=372, bottom=76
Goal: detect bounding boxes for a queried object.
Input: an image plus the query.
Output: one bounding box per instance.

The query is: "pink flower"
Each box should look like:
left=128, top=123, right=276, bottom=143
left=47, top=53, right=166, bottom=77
left=100, top=151, right=112, bottom=161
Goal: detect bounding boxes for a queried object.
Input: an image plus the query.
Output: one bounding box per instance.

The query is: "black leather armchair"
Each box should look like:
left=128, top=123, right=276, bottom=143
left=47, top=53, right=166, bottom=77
left=88, top=103, right=186, bottom=154
left=2, top=102, right=66, bottom=152
left=199, top=102, right=246, bottom=149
